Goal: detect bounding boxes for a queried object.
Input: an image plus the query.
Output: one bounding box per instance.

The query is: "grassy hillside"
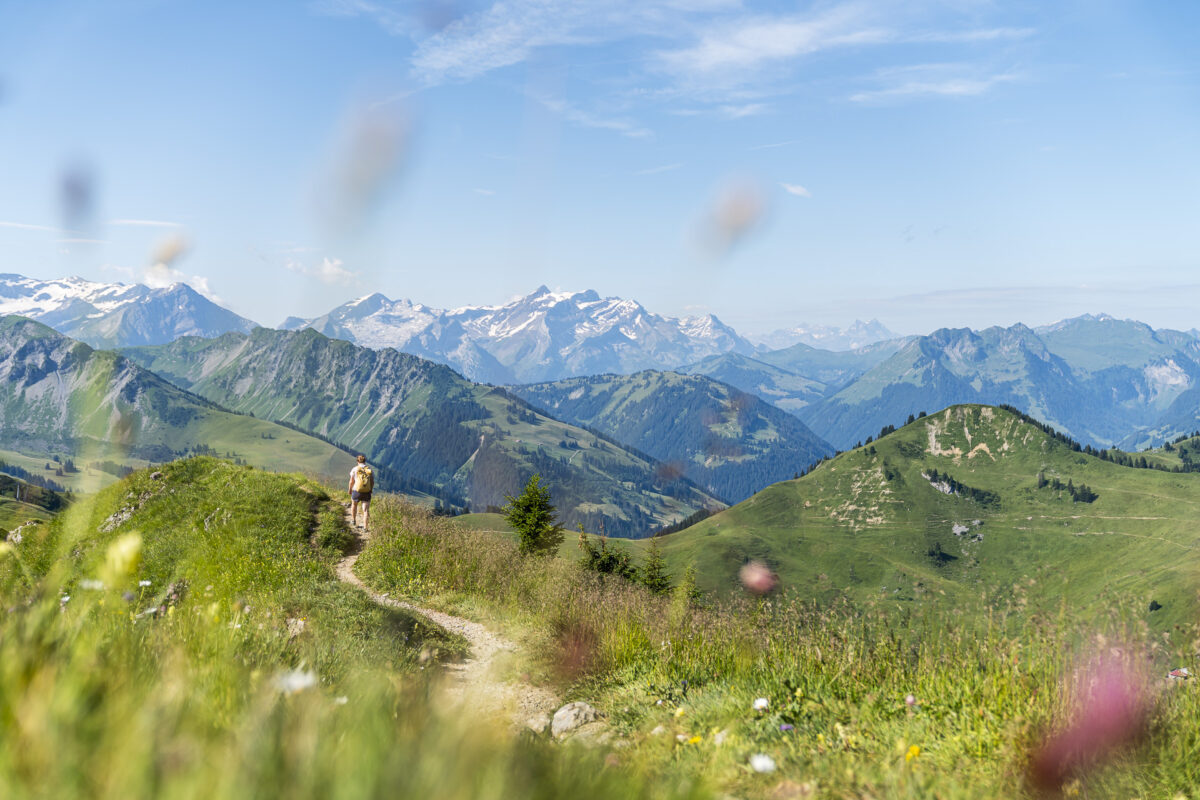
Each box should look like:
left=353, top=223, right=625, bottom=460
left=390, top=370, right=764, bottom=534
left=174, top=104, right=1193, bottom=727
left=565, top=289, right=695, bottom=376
left=655, top=404, right=1200, bottom=629
left=355, top=493, right=1200, bottom=799
left=680, top=353, right=828, bottom=413
left=0, top=472, right=66, bottom=534
left=510, top=370, right=832, bottom=502
left=0, top=316, right=357, bottom=483
left=124, top=328, right=721, bottom=537
left=0, top=458, right=713, bottom=799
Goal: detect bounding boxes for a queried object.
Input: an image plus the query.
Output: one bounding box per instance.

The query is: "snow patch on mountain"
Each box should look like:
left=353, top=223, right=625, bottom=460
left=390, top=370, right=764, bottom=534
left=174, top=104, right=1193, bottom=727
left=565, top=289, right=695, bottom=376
left=0, top=273, right=258, bottom=348
left=291, top=287, right=757, bottom=383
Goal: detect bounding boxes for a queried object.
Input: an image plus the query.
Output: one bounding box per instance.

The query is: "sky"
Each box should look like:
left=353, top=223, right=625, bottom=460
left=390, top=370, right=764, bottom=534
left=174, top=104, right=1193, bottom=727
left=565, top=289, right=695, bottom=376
left=0, top=0, right=1198, bottom=337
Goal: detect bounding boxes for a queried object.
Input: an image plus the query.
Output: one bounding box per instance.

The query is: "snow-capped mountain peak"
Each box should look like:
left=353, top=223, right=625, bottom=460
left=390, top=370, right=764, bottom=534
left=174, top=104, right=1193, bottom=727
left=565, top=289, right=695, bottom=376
left=291, top=286, right=758, bottom=383
left=0, top=273, right=258, bottom=348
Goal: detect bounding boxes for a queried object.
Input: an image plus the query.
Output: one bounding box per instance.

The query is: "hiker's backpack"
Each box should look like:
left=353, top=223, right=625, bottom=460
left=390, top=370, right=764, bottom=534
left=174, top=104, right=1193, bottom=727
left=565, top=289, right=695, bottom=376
left=353, top=466, right=374, bottom=493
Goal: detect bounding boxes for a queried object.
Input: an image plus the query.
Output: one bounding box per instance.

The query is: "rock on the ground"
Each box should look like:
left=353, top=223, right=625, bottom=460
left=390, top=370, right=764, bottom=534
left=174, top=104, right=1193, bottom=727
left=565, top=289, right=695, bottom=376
left=551, top=701, right=598, bottom=738
left=526, top=714, right=551, bottom=734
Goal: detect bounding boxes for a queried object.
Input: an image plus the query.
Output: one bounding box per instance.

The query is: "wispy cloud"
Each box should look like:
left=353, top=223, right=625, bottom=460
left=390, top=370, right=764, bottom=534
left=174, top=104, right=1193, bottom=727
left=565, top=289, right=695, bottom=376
left=529, top=91, right=653, bottom=139
left=332, top=1, right=1035, bottom=127
left=657, top=6, right=891, bottom=78
left=750, top=139, right=800, bottom=150
left=780, top=182, right=811, bottom=197
left=286, top=256, right=358, bottom=285
left=718, top=102, right=769, bottom=118
left=406, top=1, right=737, bottom=86
left=108, top=218, right=183, bottom=228
left=849, top=63, right=1021, bottom=103
left=634, top=163, right=683, bottom=176
left=473, top=187, right=497, bottom=195
left=0, top=220, right=64, bottom=233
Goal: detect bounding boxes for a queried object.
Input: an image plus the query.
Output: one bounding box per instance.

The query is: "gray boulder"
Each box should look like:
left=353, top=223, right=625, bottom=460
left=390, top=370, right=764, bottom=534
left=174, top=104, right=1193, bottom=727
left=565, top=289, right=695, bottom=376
left=551, top=701, right=598, bottom=738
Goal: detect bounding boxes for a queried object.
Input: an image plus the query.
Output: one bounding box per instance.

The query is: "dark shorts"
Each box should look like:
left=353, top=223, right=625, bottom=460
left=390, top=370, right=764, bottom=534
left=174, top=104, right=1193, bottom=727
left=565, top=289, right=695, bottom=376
left=351, top=491, right=372, bottom=503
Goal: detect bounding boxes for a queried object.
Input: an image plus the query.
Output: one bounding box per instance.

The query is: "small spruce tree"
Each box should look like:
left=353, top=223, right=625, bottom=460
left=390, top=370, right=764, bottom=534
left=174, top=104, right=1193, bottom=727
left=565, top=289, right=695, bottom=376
left=640, top=537, right=672, bottom=594
left=503, top=474, right=564, bottom=556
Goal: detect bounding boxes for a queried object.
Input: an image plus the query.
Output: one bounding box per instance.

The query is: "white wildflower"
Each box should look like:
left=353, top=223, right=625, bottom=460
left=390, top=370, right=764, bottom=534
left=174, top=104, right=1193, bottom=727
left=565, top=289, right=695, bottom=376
left=80, top=579, right=106, bottom=591
left=139, top=579, right=152, bottom=587
left=753, top=697, right=770, bottom=711
left=749, top=753, right=776, bottom=773
left=273, top=669, right=317, bottom=694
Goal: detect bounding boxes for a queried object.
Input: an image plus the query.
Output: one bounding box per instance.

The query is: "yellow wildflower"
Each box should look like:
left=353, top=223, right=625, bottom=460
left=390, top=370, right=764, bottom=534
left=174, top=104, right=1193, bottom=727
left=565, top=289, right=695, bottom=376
left=905, top=744, right=921, bottom=762
left=688, top=735, right=702, bottom=744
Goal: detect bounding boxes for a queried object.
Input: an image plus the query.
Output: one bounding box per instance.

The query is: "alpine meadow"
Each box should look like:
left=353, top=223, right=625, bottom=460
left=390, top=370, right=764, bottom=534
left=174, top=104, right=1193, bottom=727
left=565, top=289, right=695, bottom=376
left=4, top=2, right=1200, bottom=799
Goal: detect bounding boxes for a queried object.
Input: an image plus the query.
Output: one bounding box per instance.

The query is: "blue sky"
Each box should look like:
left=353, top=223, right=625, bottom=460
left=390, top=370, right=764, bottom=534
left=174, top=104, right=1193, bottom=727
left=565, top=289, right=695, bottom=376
left=0, top=0, right=1198, bottom=336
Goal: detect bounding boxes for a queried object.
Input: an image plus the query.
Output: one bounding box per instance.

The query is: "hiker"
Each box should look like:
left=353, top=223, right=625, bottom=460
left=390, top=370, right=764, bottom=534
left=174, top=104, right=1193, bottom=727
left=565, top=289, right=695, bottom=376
left=349, top=455, right=375, bottom=530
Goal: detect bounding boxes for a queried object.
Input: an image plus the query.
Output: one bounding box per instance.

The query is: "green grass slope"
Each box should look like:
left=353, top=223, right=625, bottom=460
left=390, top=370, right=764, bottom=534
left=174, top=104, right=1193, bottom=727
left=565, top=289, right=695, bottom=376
left=657, top=404, right=1200, bottom=629
left=0, top=316, right=355, bottom=483
left=0, top=473, right=67, bottom=534
left=509, top=370, right=832, bottom=502
left=0, top=458, right=707, bottom=799
left=124, top=328, right=721, bottom=537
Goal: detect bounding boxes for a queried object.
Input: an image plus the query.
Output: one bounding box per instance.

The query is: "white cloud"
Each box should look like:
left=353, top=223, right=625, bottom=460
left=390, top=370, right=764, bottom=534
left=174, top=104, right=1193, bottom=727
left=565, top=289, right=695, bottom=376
left=529, top=91, right=653, bottom=139
left=780, top=183, right=811, bottom=198
left=406, top=1, right=738, bottom=85
left=718, top=102, right=769, bottom=118
left=849, top=64, right=1021, bottom=103
left=0, top=221, right=64, bottom=233
left=108, top=218, right=183, bottom=228
left=473, top=187, right=497, bottom=195
left=634, top=163, right=684, bottom=176
left=286, top=256, right=358, bottom=285
left=657, top=6, right=891, bottom=78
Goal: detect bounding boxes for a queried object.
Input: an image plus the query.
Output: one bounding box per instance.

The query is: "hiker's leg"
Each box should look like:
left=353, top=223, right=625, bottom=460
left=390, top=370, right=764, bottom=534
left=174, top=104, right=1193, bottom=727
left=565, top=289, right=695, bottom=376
left=351, top=499, right=359, bottom=526
left=362, top=500, right=370, bottom=531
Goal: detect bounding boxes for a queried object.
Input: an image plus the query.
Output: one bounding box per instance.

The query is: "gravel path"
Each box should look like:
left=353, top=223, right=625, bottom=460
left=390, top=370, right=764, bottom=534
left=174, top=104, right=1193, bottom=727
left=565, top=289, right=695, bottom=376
left=335, top=508, right=559, bottom=729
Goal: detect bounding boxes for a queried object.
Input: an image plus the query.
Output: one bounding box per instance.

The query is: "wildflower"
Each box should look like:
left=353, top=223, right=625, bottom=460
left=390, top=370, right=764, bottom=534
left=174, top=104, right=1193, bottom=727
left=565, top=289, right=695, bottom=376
left=779, top=723, right=794, bottom=732
left=60, top=594, right=71, bottom=605
left=688, top=735, right=702, bottom=744
left=138, top=579, right=152, bottom=587
left=334, top=696, right=349, bottom=705
left=674, top=707, right=686, bottom=718
left=749, top=753, right=776, bottom=773
left=753, top=697, right=770, bottom=711
left=102, top=533, right=143, bottom=582
left=905, top=694, right=917, bottom=707
left=80, top=579, right=106, bottom=591
left=713, top=729, right=728, bottom=746
left=906, top=745, right=921, bottom=762
left=273, top=669, right=317, bottom=694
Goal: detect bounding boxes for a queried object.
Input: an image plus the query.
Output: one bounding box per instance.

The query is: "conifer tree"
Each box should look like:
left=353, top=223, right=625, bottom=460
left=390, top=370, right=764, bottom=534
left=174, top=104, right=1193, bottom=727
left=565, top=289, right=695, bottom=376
left=502, top=474, right=564, bottom=556
left=640, top=537, right=672, bottom=594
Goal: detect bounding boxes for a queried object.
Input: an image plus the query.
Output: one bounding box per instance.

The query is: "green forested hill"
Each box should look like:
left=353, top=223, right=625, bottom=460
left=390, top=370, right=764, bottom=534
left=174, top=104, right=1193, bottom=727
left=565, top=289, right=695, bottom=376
left=0, top=316, right=352, bottom=482
left=509, top=370, right=832, bottom=503
left=0, top=473, right=67, bottom=534
left=654, top=404, right=1200, bottom=628
left=124, top=328, right=721, bottom=536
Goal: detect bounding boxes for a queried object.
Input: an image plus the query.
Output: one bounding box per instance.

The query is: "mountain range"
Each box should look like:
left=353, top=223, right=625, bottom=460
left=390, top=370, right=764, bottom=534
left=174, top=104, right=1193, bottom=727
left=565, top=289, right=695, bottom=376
left=508, top=371, right=833, bottom=503
left=0, top=273, right=256, bottom=348
left=283, top=286, right=758, bottom=384
left=10, top=270, right=1200, bottom=455
left=748, top=318, right=899, bottom=351
left=122, top=328, right=722, bottom=536
left=0, top=316, right=351, bottom=478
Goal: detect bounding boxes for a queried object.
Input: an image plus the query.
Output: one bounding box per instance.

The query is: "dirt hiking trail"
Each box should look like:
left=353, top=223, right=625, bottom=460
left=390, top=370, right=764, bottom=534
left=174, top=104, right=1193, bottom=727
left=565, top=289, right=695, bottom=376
left=335, top=507, right=559, bottom=730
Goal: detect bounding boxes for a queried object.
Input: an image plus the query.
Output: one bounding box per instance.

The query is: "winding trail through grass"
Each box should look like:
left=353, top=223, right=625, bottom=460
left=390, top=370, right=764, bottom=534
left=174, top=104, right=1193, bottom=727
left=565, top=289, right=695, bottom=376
left=334, top=507, right=559, bottom=729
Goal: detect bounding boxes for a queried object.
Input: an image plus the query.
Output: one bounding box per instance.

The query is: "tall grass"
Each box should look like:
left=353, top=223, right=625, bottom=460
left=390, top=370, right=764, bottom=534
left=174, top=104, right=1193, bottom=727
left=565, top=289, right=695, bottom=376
left=357, top=496, right=1200, bottom=799
left=0, top=459, right=708, bottom=800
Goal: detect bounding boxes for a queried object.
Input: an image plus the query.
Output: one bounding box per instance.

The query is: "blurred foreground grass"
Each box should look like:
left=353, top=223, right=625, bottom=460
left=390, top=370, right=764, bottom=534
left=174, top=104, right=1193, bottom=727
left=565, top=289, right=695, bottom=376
left=358, top=496, right=1200, bottom=799
left=0, top=458, right=706, bottom=800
